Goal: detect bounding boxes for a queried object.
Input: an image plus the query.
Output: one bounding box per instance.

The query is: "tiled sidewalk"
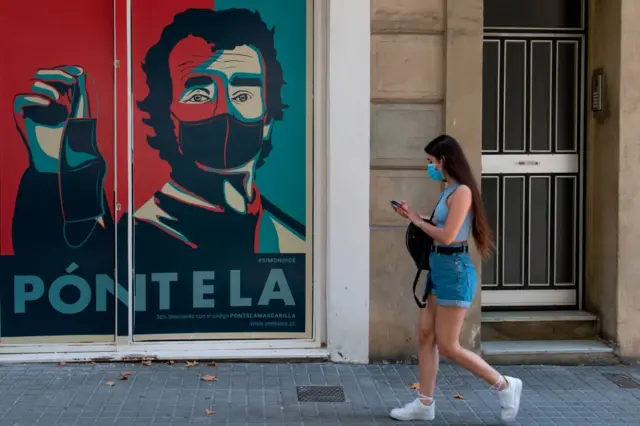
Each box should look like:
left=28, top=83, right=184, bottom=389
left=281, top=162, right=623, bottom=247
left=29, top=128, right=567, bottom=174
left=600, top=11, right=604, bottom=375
left=0, top=361, right=638, bottom=425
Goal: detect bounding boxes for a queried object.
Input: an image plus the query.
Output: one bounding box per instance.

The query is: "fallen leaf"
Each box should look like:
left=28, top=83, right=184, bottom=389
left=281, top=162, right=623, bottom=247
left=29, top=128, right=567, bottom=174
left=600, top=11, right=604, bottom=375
left=409, top=383, right=419, bottom=390
left=208, top=361, right=217, bottom=367
left=167, top=360, right=175, bottom=365
left=106, top=381, right=115, bottom=386
left=204, top=408, right=215, bottom=415
left=186, top=361, right=198, bottom=368
left=201, top=375, right=217, bottom=382
left=58, top=362, right=66, bottom=367
left=141, top=360, right=152, bottom=366
left=453, top=394, right=464, bottom=400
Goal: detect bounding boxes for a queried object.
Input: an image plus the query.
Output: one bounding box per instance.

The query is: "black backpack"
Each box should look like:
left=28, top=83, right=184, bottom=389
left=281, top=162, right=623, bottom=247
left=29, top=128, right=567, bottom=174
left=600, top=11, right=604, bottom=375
left=405, top=189, right=456, bottom=308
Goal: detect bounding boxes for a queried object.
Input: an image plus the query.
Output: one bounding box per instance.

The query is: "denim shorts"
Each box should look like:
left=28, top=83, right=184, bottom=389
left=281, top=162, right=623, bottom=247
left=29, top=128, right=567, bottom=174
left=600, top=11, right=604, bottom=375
left=426, top=250, right=477, bottom=308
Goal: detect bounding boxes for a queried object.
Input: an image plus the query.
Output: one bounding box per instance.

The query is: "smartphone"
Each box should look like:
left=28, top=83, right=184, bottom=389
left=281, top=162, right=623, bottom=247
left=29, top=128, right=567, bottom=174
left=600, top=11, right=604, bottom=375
left=390, top=200, right=401, bottom=209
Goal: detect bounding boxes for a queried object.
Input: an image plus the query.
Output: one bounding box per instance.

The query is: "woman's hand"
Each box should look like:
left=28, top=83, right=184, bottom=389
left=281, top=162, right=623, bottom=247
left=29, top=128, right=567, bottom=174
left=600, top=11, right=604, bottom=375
left=399, top=201, right=422, bottom=225
left=392, top=203, right=408, bottom=219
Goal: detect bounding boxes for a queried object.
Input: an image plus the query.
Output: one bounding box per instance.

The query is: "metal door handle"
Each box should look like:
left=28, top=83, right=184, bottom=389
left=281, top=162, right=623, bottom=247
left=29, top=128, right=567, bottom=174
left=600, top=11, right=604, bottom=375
left=515, top=160, right=540, bottom=166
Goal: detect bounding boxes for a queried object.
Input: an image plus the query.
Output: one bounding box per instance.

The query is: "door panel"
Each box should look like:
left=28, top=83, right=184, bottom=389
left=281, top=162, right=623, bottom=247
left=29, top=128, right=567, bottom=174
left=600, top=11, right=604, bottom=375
left=482, top=174, right=579, bottom=288
left=482, top=37, right=583, bottom=155
left=529, top=176, right=551, bottom=286
left=503, top=176, right=525, bottom=286
left=481, top=35, right=583, bottom=308
left=503, top=41, right=527, bottom=152
left=555, top=176, right=578, bottom=286
left=556, top=41, right=580, bottom=152
left=530, top=41, right=552, bottom=152
left=482, top=40, right=500, bottom=153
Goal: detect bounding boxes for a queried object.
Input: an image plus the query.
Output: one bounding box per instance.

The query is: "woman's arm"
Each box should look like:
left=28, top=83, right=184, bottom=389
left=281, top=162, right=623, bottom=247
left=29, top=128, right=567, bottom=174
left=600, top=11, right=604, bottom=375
left=405, top=185, right=472, bottom=245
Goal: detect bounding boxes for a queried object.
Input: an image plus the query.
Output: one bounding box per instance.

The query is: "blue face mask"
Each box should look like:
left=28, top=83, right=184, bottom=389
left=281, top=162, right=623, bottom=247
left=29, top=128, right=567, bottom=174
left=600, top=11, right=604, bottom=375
left=427, top=163, right=445, bottom=181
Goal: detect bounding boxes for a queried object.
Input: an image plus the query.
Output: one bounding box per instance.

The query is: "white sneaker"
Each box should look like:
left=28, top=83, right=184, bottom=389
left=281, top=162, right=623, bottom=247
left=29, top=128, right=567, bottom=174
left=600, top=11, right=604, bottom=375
left=389, top=398, right=435, bottom=421
left=498, top=376, right=523, bottom=422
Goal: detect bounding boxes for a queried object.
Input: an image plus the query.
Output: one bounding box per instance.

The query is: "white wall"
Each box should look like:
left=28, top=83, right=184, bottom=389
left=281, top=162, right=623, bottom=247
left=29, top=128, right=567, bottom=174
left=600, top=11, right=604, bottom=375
left=326, top=0, right=371, bottom=363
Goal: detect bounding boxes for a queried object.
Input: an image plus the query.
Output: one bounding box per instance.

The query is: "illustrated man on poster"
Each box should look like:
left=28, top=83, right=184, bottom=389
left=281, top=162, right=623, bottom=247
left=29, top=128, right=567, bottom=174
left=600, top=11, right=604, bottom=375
left=6, top=8, right=307, bottom=335
left=12, top=8, right=305, bottom=264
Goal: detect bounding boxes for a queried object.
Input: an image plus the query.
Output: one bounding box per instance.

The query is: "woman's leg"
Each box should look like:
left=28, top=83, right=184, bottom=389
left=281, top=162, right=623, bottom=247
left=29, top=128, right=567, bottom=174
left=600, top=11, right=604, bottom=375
left=434, top=305, right=502, bottom=385
left=389, top=296, right=438, bottom=421
left=434, top=305, right=522, bottom=422
left=417, top=296, right=438, bottom=404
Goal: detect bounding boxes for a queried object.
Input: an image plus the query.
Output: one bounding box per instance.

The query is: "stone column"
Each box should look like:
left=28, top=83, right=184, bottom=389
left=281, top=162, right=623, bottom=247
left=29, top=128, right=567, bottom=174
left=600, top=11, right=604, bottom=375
left=369, top=0, right=446, bottom=361
left=585, top=0, right=621, bottom=351
left=586, top=0, right=640, bottom=361
left=615, top=0, right=640, bottom=361
left=443, top=0, right=484, bottom=351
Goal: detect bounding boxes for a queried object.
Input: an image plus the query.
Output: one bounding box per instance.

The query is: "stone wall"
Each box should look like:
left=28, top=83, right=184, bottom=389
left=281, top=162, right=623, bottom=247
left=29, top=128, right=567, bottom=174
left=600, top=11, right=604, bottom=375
left=369, top=0, right=483, bottom=361
left=587, top=0, right=640, bottom=361
left=369, top=0, right=640, bottom=363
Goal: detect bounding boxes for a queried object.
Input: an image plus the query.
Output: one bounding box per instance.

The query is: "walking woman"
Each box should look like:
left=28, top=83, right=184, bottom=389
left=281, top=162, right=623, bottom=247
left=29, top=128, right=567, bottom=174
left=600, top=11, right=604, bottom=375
left=391, top=135, right=522, bottom=422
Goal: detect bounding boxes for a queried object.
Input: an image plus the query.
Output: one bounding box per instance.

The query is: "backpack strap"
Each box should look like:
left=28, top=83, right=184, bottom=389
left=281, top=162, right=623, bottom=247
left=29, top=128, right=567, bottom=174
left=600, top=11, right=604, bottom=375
left=446, top=184, right=460, bottom=199
left=412, top=269, right=428, bottom=308
left=428, top=191, right=445, bottom=222
left=424, top=184, right=460, bottom=224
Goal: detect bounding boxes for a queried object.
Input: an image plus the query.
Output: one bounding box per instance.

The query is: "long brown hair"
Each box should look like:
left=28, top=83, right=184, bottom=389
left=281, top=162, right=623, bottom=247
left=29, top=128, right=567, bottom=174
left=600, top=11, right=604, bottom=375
left=425, top=135, right=494, bottom=258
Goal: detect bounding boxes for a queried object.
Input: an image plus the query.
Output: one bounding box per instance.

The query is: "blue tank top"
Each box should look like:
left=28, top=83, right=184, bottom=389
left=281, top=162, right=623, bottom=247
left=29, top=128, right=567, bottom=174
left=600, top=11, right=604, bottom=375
left=432, top=184, right=473, bottom=244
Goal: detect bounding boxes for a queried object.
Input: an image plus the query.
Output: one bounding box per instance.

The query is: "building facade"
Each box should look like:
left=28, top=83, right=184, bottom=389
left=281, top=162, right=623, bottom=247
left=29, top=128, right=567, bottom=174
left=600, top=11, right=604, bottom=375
left=370, top=0, right=640, bottom=364
left=0, top=0, right=638, bottom=364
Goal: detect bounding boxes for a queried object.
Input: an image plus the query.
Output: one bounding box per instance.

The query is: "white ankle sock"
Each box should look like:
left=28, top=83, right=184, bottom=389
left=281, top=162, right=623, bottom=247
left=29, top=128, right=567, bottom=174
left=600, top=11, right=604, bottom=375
left=491, top=375, right=506, bottom=391
left=418, top=393, right=434, bottom=405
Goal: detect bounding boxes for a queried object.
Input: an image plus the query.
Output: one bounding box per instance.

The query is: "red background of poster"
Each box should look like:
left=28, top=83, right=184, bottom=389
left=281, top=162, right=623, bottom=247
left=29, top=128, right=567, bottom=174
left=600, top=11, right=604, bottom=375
left=0, top=0, right=115, bottom=255
left=0, top=0, right=214, bottom=255
left=131, top=0, right=213, bottom=210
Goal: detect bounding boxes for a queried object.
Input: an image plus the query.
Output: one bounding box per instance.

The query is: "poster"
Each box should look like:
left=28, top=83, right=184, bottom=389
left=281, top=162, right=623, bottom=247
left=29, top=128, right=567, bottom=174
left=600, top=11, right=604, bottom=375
left=0, top=0, right=313, bottom=342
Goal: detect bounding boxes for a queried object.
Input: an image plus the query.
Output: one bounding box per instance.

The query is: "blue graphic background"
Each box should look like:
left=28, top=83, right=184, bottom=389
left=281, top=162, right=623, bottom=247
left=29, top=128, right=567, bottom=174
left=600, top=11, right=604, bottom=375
left=216, top=0, right=309, bottom=226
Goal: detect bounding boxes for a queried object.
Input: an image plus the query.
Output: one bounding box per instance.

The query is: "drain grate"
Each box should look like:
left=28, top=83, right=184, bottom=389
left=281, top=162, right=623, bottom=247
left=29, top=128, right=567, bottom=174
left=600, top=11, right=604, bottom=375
left=602, top=373, right=640, bottom=389
left=296, top=385, right=346, bottom=402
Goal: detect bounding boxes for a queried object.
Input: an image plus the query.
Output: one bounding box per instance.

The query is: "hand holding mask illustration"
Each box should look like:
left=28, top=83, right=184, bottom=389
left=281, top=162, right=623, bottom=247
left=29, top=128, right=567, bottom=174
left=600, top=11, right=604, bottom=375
left=13, top=65, right=93, bottom=173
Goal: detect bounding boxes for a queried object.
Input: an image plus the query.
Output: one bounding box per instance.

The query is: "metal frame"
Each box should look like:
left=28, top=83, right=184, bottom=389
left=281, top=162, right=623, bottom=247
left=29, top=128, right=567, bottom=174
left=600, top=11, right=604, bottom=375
left=482, top=154, right=579, bottom=174
left=126, top=0, right=134, bottom=342
left=578, top=28, right=587, bottom=311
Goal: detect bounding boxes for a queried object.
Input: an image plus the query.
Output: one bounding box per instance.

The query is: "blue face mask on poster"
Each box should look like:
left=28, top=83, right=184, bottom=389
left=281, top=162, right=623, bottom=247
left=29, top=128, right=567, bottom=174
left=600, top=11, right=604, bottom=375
left=427, top=163, right=445, bottom=181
